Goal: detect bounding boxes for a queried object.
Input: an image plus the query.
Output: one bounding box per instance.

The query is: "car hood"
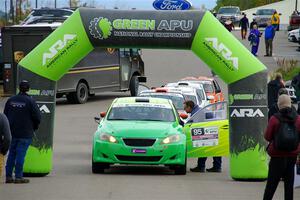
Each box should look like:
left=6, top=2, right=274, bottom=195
left=100, top=120, right=181, bottom=138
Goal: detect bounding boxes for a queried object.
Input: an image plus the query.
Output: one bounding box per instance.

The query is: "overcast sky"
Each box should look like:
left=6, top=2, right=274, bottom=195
left=0, top=0, right=217, bottom=12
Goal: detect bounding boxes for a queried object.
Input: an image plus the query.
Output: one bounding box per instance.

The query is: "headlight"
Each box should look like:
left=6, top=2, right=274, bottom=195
left=162, top=135, right=181, bottom=144
left=100, top=133, right=118, bottom=143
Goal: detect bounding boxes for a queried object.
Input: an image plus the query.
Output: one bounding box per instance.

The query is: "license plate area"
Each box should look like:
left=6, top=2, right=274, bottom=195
left=132, top=149, right=147, bottom=154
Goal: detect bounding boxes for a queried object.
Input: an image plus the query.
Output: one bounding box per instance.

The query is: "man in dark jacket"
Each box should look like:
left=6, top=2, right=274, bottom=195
left=263, top=95, right=300, bottom=200
left=267, top=73, right=284, bottom=109
left=0, top=113, right=11, bottom=181
left=239, top=13, right=249, bottom=40
left=4, top=80, right=41, bottom=184
left=264, top=21, right=276, bottom=57
left=250, top=18, right=258, bottom=30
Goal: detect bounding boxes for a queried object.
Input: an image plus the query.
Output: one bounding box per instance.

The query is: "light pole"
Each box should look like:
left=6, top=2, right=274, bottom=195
left=54, top=0, right=57, bottom=8
left=296, top=0, right=298, bottom=11
left=5, top=0, right=8, bottom=23
left=35, top=0, right=37, bottom=8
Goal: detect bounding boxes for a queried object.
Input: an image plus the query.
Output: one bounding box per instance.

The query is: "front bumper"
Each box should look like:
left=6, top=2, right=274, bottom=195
left=93, top=138, right=186, bottom=165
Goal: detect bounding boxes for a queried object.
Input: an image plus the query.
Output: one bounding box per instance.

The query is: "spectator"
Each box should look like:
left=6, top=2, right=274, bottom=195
left=267, top=73, right=285, bottom=109
left=248, top=24, right=261, bottom=56
left=250, top=18, right=258, bottom=30
left=224, top=20, right=235, bottom=32
left=263, top=95, right=300, bottom=200
left=271, top=10, right=280, bottom=31
left=0, top=113, right=11, bottom=182
left=183, top=100, right=200, bottom=117
left=264, top=21, right=276, bottom=57
left=4, top=80, right=41, bottom=184
left=239, top=13, right=249, bottom=40
left=268, top=88, right=289, bottom=119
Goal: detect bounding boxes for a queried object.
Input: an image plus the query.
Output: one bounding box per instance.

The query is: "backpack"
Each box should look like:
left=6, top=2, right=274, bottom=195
left=248, top=33, right=257, bottom=46
left=274, top=114, right=299, bottom=151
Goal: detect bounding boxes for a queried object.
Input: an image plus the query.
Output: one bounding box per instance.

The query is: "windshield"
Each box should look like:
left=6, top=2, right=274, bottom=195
left=184, top=94, right=198, bottom=104
left=140, top=93, right=184, bottom=110
left=203, top=83, right=214, bottom=93
left=218, top=8, right=239, bottom=14
left=256, top=9, right=275, bottom=15
left=107, top=104, right=175, bottom=122
left=32, top=9, right=73, bottom=17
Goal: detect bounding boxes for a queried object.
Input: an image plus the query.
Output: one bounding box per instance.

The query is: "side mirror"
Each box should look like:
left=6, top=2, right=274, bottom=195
left=179, top=113, right=188, bottom=119
left=279, top=13, right=282, bottom=16
left=94, top=117, right=100, bottom=124
left=207, top=95, right=214, bottom=100
left=215, top=89, right=221, bottom=94
left=100, top=112, right=106, bottom=118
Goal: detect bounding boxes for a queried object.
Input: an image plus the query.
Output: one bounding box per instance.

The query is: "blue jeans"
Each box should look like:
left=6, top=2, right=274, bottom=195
left=198, top=157, right=222, bottom=169
left=6, top=138, right=32, bottom=178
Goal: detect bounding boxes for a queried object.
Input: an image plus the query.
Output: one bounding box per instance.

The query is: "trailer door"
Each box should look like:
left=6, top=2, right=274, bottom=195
left=119, top=48, right=132, bottom=90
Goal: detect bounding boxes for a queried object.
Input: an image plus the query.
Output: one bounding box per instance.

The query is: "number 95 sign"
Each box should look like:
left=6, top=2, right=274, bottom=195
left=191, top=127, right=219, bottom=147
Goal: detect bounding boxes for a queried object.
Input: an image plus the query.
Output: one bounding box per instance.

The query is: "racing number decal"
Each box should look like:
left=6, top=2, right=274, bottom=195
left=191, top=127, right=219, bottom=147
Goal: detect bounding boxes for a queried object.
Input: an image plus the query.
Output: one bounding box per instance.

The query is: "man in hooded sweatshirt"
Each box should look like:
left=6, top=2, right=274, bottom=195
left=263, top=95, right=300, bottom=200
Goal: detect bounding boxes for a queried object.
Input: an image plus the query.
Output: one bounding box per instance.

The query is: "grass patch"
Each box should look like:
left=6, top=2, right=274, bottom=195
left=269, top=58, right=300, bottom=81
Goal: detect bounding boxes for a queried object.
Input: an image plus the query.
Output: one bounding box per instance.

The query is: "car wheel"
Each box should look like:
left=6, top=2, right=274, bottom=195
left=92, top=161, right=109, bottom=174
left=173, top=153, right=187, bottom=175
left=129, top=75, right=139, bottom=96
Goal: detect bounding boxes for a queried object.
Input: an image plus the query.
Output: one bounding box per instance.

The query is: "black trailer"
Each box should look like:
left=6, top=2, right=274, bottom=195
left=1, top=25, right=145, bottom=103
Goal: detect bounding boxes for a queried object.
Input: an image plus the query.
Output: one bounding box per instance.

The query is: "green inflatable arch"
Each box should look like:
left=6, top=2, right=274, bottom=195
left=18, top=8, right=268, bottom=180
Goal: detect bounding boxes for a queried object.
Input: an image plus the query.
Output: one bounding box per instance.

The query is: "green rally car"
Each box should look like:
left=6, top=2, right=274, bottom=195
left=92, top=97, right=187, bottom=174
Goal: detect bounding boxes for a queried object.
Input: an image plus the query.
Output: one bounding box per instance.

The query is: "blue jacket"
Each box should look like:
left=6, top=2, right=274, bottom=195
left=4, top=93, right=41, bottom=139
left=265, top=25, right=275, bottom=39
left=191, top=105, right=200, bottom=117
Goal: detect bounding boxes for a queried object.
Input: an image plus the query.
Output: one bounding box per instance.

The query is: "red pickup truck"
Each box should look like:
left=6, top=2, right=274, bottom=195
left=288, top=11, right=300, bottom=31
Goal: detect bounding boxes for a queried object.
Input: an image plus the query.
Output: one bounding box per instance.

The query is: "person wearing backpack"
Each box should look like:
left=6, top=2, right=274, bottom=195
left=263, top=94, right=300, bottom=200
left=248, top=24, right=261, bottom=56
left=0, top=113, right=11, bottom=183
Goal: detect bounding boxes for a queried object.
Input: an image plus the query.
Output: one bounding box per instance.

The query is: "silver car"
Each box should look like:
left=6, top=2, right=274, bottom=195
left=253, top=9, right=277, bottom=28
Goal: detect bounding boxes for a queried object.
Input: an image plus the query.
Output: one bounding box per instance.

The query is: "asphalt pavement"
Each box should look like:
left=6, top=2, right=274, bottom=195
left=0, top=30, right=300, bottom=200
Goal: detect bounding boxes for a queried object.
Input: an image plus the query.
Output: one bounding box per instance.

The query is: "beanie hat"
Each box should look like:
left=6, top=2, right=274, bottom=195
left=277, top=94, right=291, bottom=110
left=19, top=80, right=30, bottom=92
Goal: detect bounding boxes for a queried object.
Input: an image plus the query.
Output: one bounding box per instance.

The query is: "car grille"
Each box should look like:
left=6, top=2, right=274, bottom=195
left=123, top=138, right=156, bottom=147
left=116, top=155, right=162, bottom=162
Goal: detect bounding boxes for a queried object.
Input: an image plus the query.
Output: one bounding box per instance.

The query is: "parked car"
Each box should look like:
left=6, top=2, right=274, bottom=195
left=92, top=97, right=187, bottom=174
left=216, top=6, right=242, bottom=24
left=288, top=10, right=300, bottom=31
left=288, top=28, right=300, bottom=43
left=285, top=80, right=297, bottom=103
left=21, top=8, right=73, bottom=25
left=253, top=9, right=277, bottom=28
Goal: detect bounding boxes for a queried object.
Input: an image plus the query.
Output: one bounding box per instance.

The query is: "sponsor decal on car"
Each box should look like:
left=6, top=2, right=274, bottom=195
left=191, top=126, right=219, bottom=147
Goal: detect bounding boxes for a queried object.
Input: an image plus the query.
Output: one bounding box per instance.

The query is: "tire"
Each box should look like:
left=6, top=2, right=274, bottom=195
left=92, top=161, right=109, bottom=174
left=129, top=75, right=139, bottom=96
left=67, top=82, right=89, bottom=104
left=173, top=152, right=187, bottom=175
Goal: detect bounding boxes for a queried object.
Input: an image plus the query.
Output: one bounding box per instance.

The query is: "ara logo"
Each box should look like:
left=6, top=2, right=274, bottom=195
left=39, top=105, right=51, bottom=114
left=230, top=109, right=264, bottom=118
left=42, top=34, right=77, bottom=66
left=205, top=38, right=239, bottom=71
